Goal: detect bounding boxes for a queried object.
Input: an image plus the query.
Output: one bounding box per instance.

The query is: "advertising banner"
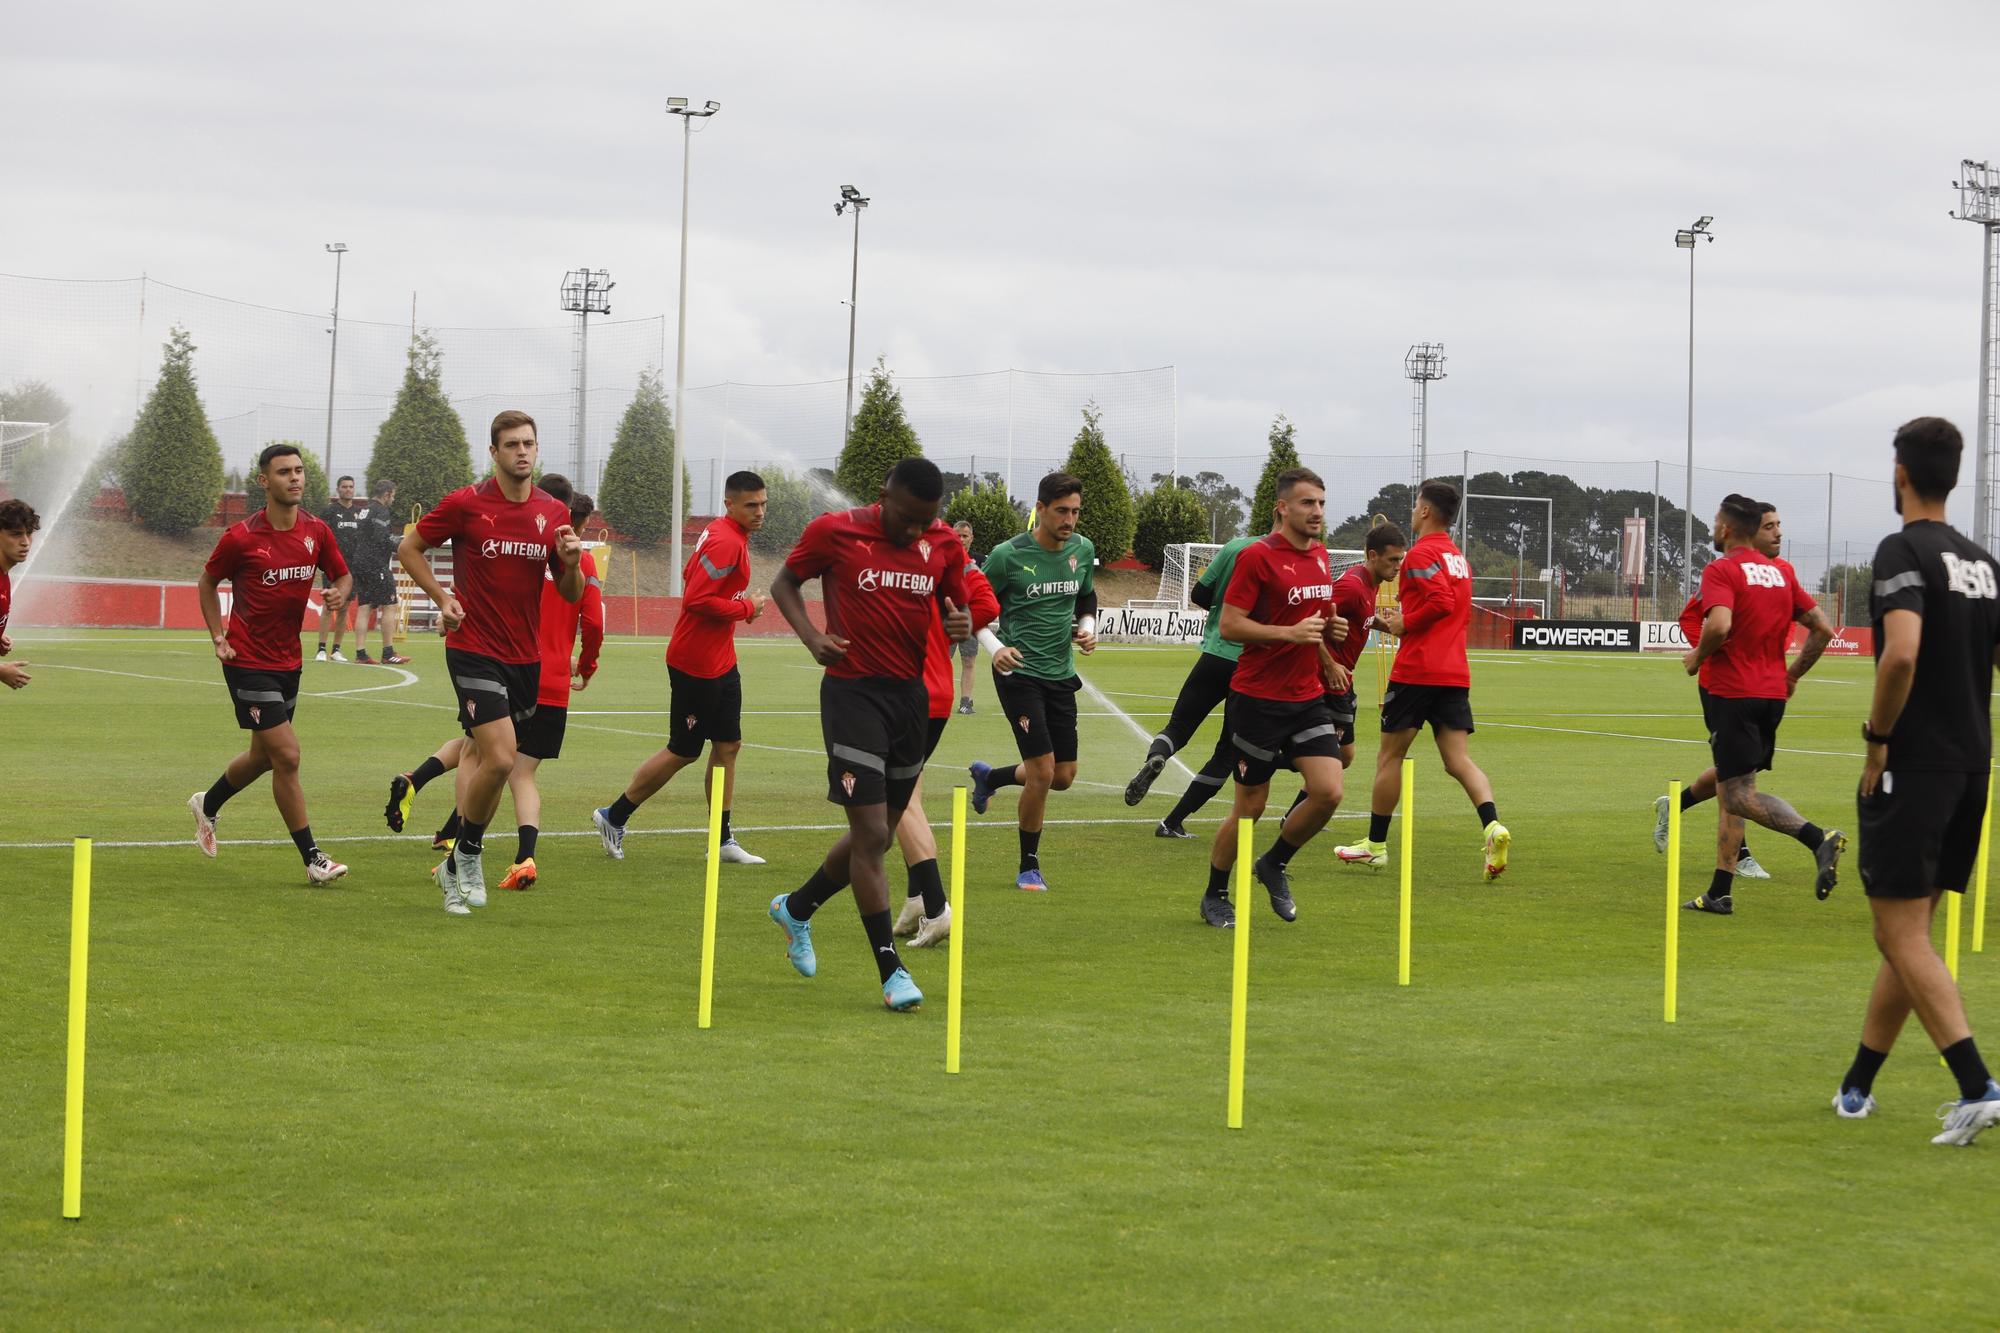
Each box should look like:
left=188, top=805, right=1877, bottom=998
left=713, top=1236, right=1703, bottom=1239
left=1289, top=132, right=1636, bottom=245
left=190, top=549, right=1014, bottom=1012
left=1511, top=619, right=1640, bottom=652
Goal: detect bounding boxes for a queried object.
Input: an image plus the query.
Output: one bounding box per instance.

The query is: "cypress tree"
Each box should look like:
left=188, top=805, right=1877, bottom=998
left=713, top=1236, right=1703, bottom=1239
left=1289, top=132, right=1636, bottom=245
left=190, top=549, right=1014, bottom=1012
left=834, top=359, right=923, bottom=502
left=124, top=325, right=225, bottom=536
left=1060, top=402, right=1135, bottom=560
left=598, top=369, right=688, bottom=543
left=1250, top=413, right=1302, bottom=534
left=363, top=330, right=474, bottom=515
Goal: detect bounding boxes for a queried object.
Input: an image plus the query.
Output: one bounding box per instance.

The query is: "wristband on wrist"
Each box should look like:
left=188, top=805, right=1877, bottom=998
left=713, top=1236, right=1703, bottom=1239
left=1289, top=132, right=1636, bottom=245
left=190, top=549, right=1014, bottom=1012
left=1078, top=615, right=1096, bottom=638
left=976, top=627, right=1006, bottom=657
left=1861, top=722, right=1893, bottom=746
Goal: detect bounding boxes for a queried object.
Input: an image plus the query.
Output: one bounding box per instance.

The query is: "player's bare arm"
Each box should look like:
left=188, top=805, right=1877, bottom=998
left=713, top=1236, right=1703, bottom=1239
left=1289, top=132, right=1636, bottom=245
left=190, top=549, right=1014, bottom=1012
left=322, top=573, right=354, bottom=615
left=942, top=597, right=971, bottom=643
left=1685, top=605, right=1733, bottom=675
left=552, top=524, right=585, bottom=603
left=1860, top=607, right=1921, bottom=797
left=1785, top=603, right=1836, bottom=693
left=398, top=530, right=463, bottom=634
left=197, top=570, right=236, bottom=662
left=770, top=565, right=848, bottom=665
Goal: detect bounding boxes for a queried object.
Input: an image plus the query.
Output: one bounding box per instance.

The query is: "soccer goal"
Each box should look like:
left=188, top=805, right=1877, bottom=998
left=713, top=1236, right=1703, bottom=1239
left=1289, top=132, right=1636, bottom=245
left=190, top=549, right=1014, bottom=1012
left=0, top=420, right=53, bottom=481
left=1134, top=541, right=1367, bottom=611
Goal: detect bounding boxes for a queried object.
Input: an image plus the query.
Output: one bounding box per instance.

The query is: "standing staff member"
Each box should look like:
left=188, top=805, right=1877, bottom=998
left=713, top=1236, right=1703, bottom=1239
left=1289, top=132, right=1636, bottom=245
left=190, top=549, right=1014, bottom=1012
left=358, top=478, right=409, bottom=665
left=952, top=519, right=982, bottom=714
left=314, top=475, right=370, bottom=662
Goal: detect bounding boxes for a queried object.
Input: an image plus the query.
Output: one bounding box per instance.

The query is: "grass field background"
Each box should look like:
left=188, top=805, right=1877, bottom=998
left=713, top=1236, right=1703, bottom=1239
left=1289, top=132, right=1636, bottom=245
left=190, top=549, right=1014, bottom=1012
left=4, top=629, right=1998, bottom=1327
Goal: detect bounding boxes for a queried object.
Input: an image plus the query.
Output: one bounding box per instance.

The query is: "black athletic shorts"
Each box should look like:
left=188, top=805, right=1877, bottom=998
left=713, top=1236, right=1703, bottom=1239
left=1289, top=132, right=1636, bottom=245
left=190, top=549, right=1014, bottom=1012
left=354, top=568, right=399, bottom=608
left=822, top=675, right=928, bottom=812
left=1328, top=688, right=1359, bottom=750
left=925, top=714, right=949, bottom=761
left=446, top=647, right=539, bottom=734
left=517, top=703, right=568, bottom=760
left=668, top=666, right=743, bottom=758
left=222, top=665, right=299, bottom=732
left=1227, top=692, right=1344, bottom=787
left=1381, top=682, right=1475, bottom=735
left=995, top=668, right=1081, bottom=763
left=1702, top=691, right=1784, bottom=782
left=1858, top=768, right=1988, bottom=899
left=1159, top=651, right=1237, bottom=751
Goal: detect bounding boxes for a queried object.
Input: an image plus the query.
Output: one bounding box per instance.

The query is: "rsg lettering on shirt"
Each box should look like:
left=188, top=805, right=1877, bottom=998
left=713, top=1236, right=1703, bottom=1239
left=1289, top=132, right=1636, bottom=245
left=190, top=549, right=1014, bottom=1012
left=1443, top=553, right=1471, bottom=579
left=260, top=563, right=319, bottom=587
left=480, top=538, right=551, bottom=561
left=1740, top=563, right=1788, bottom=589
left=1942, top=551, right=1999, bottom=599
left=857, top=568, right=936, bottom=594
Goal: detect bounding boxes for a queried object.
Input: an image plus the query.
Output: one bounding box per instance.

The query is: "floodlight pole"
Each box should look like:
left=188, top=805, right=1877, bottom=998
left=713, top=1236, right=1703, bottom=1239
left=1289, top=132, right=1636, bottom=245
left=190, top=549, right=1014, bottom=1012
left=561, top=267, right=616, bottom=481
left=667, top=98, right=721, bottom=596
left=323, top=243, right=347, bottom=476
left=1404, top=343, right=1447, bottom=492
left=1952, top=160, right=2000, bottom=550
left=836, top=186, right=871, bottom=450
left=1675, top=217, right=1714, bottom=596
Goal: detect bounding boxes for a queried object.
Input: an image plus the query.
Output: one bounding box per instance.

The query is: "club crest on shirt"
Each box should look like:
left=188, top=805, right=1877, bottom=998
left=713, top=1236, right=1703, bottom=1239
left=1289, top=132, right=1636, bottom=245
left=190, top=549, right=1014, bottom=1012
left=304, top=536, right=315, bottom=554
left=1068, top=555, right=1077, bottom=572
left=1017, top=715, right=1031, bottom=733
left=917, top=538, right=932, bottom=562
left=840, top=771, right=856, bottom=797
left=535, top=513, right=548, bottom=534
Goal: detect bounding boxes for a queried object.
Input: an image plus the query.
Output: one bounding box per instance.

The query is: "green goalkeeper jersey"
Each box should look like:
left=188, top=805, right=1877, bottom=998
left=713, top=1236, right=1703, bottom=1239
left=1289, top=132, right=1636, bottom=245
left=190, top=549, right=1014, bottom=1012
left=1194, top=535, right=1257, bottom=663
left=983, top=531, right=1097, bottom=681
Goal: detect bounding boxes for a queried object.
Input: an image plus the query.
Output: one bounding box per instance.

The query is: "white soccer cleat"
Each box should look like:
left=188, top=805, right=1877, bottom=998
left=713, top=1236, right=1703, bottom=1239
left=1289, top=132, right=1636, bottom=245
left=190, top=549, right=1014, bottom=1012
left=1652, top=795, right=1670, bottom=854
left=433, top=855, right=470, bottom=916
left=592, top=807, right=625, bottom=860
left=1932, top=1082, right=2000, bottom=1146
left=329, top=648, right=348, bottom=663
left=908, top=904, right=953, bottom=949
left=458, top=849, right=488, bottom=907
left=1335, top=840, right=1388, bottom=869
left=187, top=792, right=218, bottom=859
left=313, top=648, right=328, bottom=663
left=305, top=851, right=348, bottom=885
left=717, top=838, right=766, bottom=865
left=893, top=895, right=927, bottom=939
left=1735, top=852, right=1771, bottom=881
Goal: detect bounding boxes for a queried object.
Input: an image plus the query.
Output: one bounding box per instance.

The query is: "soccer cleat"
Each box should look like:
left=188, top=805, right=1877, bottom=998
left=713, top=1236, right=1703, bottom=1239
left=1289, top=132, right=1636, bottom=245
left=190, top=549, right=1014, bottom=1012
left=1200, top=894, right=1236, bottom=929
left=354, top=648, right=374, bottom=664
left=305, top=851, right=348, bottom=885
left=1652, top=795, right=1671, bottom=853
left=882, top=967, right=924, bottom=1011
left=385, top=772, right=414, bottom=833
left=908, top=904, right=953, bottom=949
left=1156, top=820, right=1194, bottom=840
left=592, top=807, right=626, bottom=860
left=433, top=855, right=470, bottom=916
left=1336, top=839, right=1388, bottom=869
left=458, top=849, right=488, bottom=907
left=968, top=761, right=997, bottom=815
left=187, top=792, right=218, bottom=859
left=1253, top=856, right=1297, bottom=922
left=432, top=834, right=456, bottom=853
left=498, top=858, right=538, bottom=891
left=382, top=652, right=411, bottom=665
left=893, top=895, right=927, bottom=939
left=1735, top=850, right=1771, bottom=881
left=1483, top=821, right=1512, bottom=882
left=717, top=838, right=766, bottom=865
left=958, top=697, right=975, bottom=716
left=329, top=648, right=347, bottom=663
left=1124, top=753, right=1168, bottom=806
left=768, top=894, right=817, bottom=977
left=313, top=647, right=328, bottom=663
left=1016, top=868, right=1049, bottom=892
left=1814, top=830, right=1848, bottom=901
left=1832, top=1087, right=1877, bottom=1119
left=1682, top=893, right=1733, bottom=916
left=1931, top=1080, right=2000, bottom=1146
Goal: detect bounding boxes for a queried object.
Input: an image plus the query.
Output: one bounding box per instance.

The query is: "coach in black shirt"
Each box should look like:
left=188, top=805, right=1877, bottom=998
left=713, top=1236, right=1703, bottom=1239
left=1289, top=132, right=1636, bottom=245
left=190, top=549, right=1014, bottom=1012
left=315, top=475, right=370, bottom=661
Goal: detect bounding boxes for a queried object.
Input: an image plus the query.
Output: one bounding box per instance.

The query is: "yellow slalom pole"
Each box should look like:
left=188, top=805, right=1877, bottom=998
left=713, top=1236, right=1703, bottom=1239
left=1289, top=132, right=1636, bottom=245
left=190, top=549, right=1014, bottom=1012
left=1398, top=758, right=1413, bottom=986
left=946, top=787, right=968, bottom=1074
left=1665, top=783, right=1681, bottom=1024
left=1947, top=890, right=1963, bottom=981
left=1975, top=772, right=1993, bottom=954
left=1226, top=816, right=1253, bottom=1130
left=696, top=779, right=724, bottom=1029
left=63, top=837, right=92, bottom=1221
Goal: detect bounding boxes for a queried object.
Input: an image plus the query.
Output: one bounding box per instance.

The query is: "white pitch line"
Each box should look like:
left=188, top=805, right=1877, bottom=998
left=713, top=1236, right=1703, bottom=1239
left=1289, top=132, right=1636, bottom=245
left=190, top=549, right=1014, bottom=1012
left=1485, top=720, right=1866, bottom=761
left=1075, top=666, right=1196, bottom=783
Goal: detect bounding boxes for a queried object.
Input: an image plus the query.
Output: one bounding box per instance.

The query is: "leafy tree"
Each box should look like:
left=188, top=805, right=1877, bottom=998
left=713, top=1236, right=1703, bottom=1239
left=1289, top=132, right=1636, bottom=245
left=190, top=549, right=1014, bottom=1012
left=598, top=369, right=689, bottom=543
left=1132, top=477, right=1209, bottom=570
left=364, top=330, right=473, bottom=516
left=1821, top=561, right=1872, bottom=624
left=1249, top=414, right=1302, bottom=534
left=1152, top=469, right=1246, bottom=542
left=124, top=325, right=225, bottom=536
left=940, top=468, right=1006, bottom=506
left=1327, top=482, right=1417, bottom=548
left=944, top=482, right=1028, bottom=560
left=245, top=442, right=329, bottom=515
left=1061, top=402, right=1135, bottom=560
left=751, top=464, right=818, bottom=557
left=835, top=359, right=924, bottom=502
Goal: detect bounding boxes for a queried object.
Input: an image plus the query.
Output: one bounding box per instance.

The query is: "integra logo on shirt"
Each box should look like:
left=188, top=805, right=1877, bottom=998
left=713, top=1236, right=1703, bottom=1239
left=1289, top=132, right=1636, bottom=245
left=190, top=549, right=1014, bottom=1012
left=480, top=538, right=550, bottom=561
left=856, top=568, right=935, bottom=594
left=1942, top=552, right=1999, bottom=599
left=1024, top=579, right=1082, bottom=599
left=1285, top=583, right=1334, bottom=605
left=260, top=564, right=318, bottom=587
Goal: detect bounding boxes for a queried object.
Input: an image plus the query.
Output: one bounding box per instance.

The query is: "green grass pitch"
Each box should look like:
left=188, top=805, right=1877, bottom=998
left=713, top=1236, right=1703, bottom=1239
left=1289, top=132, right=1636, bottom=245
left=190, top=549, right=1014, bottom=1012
left=3, top=630, right=1997, bottom=1326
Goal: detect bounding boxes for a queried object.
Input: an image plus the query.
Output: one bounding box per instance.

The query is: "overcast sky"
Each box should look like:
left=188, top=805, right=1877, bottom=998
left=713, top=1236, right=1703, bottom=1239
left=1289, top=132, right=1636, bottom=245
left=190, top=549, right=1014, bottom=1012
left=6, top=0, right=1999, bottom=550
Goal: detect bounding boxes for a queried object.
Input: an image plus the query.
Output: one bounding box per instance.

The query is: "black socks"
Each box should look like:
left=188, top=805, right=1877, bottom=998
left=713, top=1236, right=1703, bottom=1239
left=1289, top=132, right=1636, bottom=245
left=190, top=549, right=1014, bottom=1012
left=862, top=909, right=902, bottom=982
left=1796, top=822, right=1826, bottom=851
left=1206, top=863, right=1231, bottom=900
left=607, top=793, right=640, bottom=828
left=1476, top=801, right=1498, bottom=829
left=720, top=809, right=733, bottom=843
left=1842, top=1042, right=1889, bottom=1097
left=1368, top=812, right=1392, bottom=843
left=1146, top=736, right=1173, bottom=761
left=203, top=775, right=241, bottom=820
left=987, top=765, right=1024, bottom=791
left=457, top=818, right=488, bottom=861
left=1679, top=787, right=1704, bottom=811
left=1019, top=828, right=1042, bottom=873
left=516, top=825, right=538, bottom=863
left=289, top=826, right=318, bottom=864
left=907, top=858, right=947, bottom=917
left=1942, top=1037, right=1993, bottom=1102
left=410, top=756, right=447, bottom=792
left=437, top=810, right=462, bottom=843
left=1708, top=867, right=1734, bottom=900
left=1262, top=833, right=1303, bottom=871
left=786, top=866, right=846, bottom=923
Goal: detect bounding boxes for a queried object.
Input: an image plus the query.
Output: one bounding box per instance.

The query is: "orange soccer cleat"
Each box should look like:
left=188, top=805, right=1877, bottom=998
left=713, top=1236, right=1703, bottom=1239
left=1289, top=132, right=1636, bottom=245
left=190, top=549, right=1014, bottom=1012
left=498, top=858, right=538, bottom=891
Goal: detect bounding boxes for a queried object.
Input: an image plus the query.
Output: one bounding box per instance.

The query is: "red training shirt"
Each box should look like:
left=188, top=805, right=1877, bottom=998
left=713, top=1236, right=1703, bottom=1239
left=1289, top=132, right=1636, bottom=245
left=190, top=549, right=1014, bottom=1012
left=1390, top=531, right=1472, bottom=688
left=1328, top=563, right=1379, bottom=675
left=204, top=509, right=349, bottom=671
left=1697, top=547, right=1814, bottom=700
left=1223, top=534, right=1336, bottom=703
left=667, top=515, right=755, bottom=678
left=925, top=560, right=999, bottom=717
left=785, top=507, right=970, bottom=681
left=0, top=565, right=11, bottom=642
left=537, top=548, right=604, bottom=708
left=415, top=478, right=573, bottom=666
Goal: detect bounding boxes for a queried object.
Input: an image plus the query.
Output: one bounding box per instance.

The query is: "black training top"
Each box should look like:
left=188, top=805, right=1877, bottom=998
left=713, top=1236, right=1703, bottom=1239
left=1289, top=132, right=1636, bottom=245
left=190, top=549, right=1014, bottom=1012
left=1869, top=518, right=2000, bottom=772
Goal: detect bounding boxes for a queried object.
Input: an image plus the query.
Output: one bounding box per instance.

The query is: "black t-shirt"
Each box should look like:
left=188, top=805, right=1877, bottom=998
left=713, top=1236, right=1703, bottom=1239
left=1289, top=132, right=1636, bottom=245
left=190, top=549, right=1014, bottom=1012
left=321, top=500, right=372, bottom=560
left=362, top=501, right=400, bottom=567
left=1870, top=519, right=2000, bottom=772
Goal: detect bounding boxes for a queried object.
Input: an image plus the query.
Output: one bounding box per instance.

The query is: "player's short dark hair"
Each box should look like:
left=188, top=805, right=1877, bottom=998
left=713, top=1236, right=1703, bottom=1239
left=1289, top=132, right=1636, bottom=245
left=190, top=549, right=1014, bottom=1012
left=1275, top=467, right=1324, bottom=499
left=1894, top=416, right=1962, bottom=500
left=886, top=457, right=945, bottom=503
left=336, top=474, right=354, bottom=486
left=1718, top=494, right=1762, bottom=535
left=490, top=409, right=537, bottom=447
left=1418, top=479, right=1461, bottom=526
left=724, top=470, right=766, bottom=496
left=568, top=491, right=596, bottom=528
left=1365, top=522, right=1407, bottom=554
left=1038, top=472, right=1083, bottom=506
left=539, top=473, right=574, bottom=506
left=371, top=478, right=396, bottom=498
left=0, top=498, right=41, bottom=535
left=257, top=442, right=304, bottom=472
left=1757, top=501, right=1776, bottom=517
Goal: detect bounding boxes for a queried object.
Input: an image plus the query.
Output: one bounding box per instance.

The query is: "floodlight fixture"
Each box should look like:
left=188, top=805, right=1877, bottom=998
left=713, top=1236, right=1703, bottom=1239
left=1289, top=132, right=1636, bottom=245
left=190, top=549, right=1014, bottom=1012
left=1951, top=158, right=2000, bottom=549
left=1404, top=342, right=1447, bottom=492
left=666, top=96, right=689, bottom=109
left=666, top=96, right=723, bottom=593
left=837, top=185, right=872, bottom=446
left=1674, top=214, right=1715, bottom=595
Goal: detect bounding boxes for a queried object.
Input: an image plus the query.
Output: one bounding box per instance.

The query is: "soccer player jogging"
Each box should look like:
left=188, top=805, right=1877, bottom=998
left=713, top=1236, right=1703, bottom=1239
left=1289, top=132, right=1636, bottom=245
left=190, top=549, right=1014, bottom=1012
left=952, top=519, right=981, bottom=714
left=766, top=458, right=971, bottom=1011
left=188, top=444, right=353, bottom=883
left=314, top=475, right=370, bottom=662
left=967, top=472, right=1098, bottom=892
left=1336, top=480, right=1511, bottom=878
left=1198, top=467, right=1346, bottom=928
left=0, top=498, right=40, bottom=693
left=1835, top=416, right=2000, bottom=1144
left=893, top=538, right=1001, bottom=948
left=398, top=410, right=583, bottom=915
left=592, top=470, right=769, bottom=864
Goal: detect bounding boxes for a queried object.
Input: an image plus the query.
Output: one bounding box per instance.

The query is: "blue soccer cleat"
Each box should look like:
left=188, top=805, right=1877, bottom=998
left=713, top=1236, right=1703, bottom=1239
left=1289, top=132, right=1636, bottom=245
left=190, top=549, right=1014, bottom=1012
left=1016, top=868, right=1049, bottom=892
left=1932, top=1079, right=2000, bottom=1146
left=768, top=893, right=816, bottom=978
left=882, top=967, right=924, bottom=1011
left=969, top=762, right=997, bottom=815
left=1832, top=1087, right=1876, bottom=1119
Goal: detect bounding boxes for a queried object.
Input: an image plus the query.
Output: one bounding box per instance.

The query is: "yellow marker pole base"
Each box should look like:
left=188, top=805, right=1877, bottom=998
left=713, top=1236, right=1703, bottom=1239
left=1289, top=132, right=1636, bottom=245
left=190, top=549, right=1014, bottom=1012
left=1226, top=816, right=1253, bottom=1129
left=696, top=780, right=725, bottom=1029
left=1665, top=783, right=1681, bottom=1024
left=1398, top=758, right=1414, bottom=986
left=946, top=788, right=968, bottom=1074
left=1975, top=772, right=1994, bottom=954
left=63, top=837, right=92, bottom=1221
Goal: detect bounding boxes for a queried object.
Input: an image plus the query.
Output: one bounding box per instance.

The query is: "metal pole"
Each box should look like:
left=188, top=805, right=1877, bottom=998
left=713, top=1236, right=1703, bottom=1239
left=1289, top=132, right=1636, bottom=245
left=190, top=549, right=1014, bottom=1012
left=843, top=203, right=862, bottom=449
left=1418, top=379, right=1429, bottom=484
left=1458, top=449, right=1469, bottom=548
left=576, top=304, right=589, bottom=481
left=1825, top=471, right=1835, bottom=598
left=323, top=248, right=344, bottom=476
left=671, top=115, right=693, bottom=597
left=1651, top=458, right=1661, bottom=614
left=1977, top=225, right=1996, bottom=551
left=1005, top=370, right=1015, bottom=499
left=1170, top=365, right=1180, bottom=484
left=1842, top=541, right=1850, bottom=628
left=1683, top=242, right=1696, bottom=596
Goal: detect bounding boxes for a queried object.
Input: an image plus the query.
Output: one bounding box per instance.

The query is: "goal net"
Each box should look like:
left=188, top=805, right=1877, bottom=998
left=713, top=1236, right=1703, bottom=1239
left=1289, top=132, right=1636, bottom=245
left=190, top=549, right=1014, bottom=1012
left=0, top=420, right=52, bottom=482
left=1139, top=541, right=1368, bottom=611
